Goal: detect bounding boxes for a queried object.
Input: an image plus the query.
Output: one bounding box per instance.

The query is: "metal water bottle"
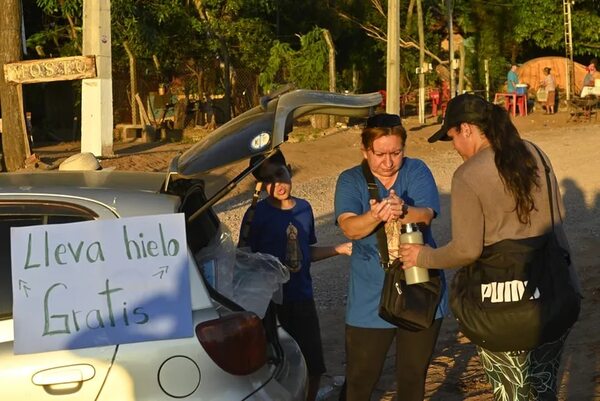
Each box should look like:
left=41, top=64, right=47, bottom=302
left=400, top=223, right=430, bottom=284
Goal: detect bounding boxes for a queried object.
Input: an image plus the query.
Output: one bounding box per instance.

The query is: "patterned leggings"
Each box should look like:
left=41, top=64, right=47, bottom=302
left=476, top=333, right=568, bottom=401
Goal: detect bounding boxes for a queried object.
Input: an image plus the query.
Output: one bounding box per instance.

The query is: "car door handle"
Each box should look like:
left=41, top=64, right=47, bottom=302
left=32, top=364, right=96, bottom=386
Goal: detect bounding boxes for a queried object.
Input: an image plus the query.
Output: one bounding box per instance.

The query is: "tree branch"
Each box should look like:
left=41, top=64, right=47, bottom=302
left=337, top=11, right=444, bottom=64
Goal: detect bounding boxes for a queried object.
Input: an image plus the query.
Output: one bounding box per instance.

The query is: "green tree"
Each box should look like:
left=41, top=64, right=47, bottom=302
left=191, top=0, right=275, bottom=118
left=259, top=27, right=329, bottom=92
left=27, top=0, right=276, bottom=122
left=28, top=0, right=82, bottom=57
left=513, top=0, right=600, bottom=56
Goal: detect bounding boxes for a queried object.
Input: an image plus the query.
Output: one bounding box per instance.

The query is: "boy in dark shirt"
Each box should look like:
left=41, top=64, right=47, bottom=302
left=241, top=150, right=351, bottom=401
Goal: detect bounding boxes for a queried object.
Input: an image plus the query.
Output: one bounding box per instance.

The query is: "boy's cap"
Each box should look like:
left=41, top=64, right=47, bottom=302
left=428, top=94, right=489, bottom=143
left=249, top=149, right=287, bottom=181
left=366, top=113, right=402, bottom=128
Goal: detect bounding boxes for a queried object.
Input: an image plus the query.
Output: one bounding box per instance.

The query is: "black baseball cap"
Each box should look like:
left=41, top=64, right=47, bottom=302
left=366, top=113, right=402, bottom=128
left=428, top=94, right=490, bottom=143
left=249, top=149, right=289, bottom=181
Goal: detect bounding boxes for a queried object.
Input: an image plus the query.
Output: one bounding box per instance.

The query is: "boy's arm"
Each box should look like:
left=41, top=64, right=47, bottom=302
left=310, top=242, right=352, bottom=262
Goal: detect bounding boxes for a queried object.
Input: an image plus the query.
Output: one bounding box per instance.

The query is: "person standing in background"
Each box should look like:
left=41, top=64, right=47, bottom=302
left=582, top=64, right=596, bottom=88
left=540, top=67, right=556, bottom=114
left=507, top=65, right=519, bottom=93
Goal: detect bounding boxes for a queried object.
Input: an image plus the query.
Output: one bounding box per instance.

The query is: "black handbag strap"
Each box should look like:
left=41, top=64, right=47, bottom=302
left=361, top=160, right=391, bottom=269
left=530, top=142, right=557, bottom=229
left=528, top=142, right=573, bottom=284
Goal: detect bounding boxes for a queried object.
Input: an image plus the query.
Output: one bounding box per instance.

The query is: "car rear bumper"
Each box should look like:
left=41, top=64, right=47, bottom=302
left=266, top=327, right=307, bottom=401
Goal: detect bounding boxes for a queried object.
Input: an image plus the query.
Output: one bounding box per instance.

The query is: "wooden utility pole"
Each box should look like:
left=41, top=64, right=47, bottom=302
left=416, top=0, right=426, bottom=124
left=81, top=0, right=114, bottom=157
left=447, top=0, right=456, bottom=99
left=563, top=0, right=575, bottom=101
left=386, top=0, right=401, bottom=116
left=0, top=0, right=31, bottom=171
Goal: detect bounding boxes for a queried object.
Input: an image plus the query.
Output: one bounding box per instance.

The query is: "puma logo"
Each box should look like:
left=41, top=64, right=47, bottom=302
left=481, top=280, right=540, bottom=303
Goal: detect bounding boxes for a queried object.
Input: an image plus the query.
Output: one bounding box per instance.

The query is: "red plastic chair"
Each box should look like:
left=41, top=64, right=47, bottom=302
left=429, top=89, right=440, bottom=117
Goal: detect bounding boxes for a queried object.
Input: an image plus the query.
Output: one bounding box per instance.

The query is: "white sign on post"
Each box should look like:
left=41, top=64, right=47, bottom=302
left=10, top=213, right=192, bottom=355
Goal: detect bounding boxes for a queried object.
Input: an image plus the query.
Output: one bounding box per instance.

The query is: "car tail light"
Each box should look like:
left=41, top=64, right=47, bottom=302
left=195, top=311, right=268, bottom=375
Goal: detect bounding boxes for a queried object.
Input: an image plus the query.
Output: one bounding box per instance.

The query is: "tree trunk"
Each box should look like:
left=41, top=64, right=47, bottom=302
left=219, top=38, right=232, bottom=122
left=405, top=0, right=415, bottom=30
left=123, top=41, right=138, bottom=125
left=0, top=0, right=30, bottom=171
left=458, top=42, right=466, bottom=93
left=323, top=29, right=336, bottom=128
left=352, top=64, right=359, bottom=92
left=193, top=2, right=231, bottom=123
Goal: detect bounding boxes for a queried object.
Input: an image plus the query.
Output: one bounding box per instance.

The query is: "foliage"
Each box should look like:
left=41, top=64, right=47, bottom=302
left=24, top=0, right=600, bottom=108
left=259, top=27, right=329, bottom=92
left=259, top=42, right=294, bottom=92
left=512, top=0, right=600, bottom=56
left=192, top=0, right=275, bottom=72
left=110, top=0, right=212, bottom=82
left=27, top=0, right=276, bottom=100
left=27, top=0, right=83, bottom=57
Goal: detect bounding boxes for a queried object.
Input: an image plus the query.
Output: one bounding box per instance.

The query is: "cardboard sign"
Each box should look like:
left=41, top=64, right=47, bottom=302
left=10, top=214, right=192, bottom=355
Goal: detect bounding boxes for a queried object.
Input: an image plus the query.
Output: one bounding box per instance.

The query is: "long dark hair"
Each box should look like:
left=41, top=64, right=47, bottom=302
left=478, top=104, right=540, bottom=224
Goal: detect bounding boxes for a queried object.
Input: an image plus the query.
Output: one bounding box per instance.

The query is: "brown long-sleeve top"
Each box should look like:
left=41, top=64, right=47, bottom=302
left=417, top=142, right=579, bottom=292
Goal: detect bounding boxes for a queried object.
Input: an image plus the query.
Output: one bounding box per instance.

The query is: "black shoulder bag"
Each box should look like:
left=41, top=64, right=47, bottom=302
left=361, top=161, right=442, bottom=331
left=450, top=145, right=581, bottom=351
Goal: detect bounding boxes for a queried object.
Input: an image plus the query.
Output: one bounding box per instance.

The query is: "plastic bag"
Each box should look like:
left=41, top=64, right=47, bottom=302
left=536, top=87, right=548, bottom=102
left=194, top=225, right=235, bottom=299
left=194, top=224, right=289, bottom=318
left=232, top=249, right=290, bottom=318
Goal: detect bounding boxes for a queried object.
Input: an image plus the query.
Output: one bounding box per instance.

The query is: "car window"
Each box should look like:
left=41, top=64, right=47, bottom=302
left=0, top=202, right=98, bottom=320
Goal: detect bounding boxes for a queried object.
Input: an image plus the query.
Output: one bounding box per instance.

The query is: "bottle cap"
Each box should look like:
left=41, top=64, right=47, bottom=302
left=401, top=223, right=419, bottom=234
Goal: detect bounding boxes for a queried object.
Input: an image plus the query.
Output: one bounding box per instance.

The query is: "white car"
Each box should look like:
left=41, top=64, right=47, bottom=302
left=0, top=88, right=381, bottom=400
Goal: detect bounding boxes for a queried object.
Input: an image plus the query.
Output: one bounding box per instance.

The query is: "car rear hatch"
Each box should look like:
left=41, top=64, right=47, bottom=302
left=170, top=88, right=382, bottom=176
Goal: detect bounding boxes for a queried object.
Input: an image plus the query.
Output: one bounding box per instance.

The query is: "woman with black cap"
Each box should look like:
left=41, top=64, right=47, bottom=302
left=400, top=94, right=581, bottom=401
left=334, top=113, right=448, bottom=401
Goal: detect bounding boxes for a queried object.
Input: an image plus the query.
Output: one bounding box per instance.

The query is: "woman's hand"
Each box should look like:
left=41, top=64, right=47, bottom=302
left=369, top=198, right=394, bottom=222
left=399, top=243, right=423, bottom=268
left=386, top=189, right=406, bottom=221
left=369, top=189, right=405, bottom=223
left=336, top=242, right=353, bottom=256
